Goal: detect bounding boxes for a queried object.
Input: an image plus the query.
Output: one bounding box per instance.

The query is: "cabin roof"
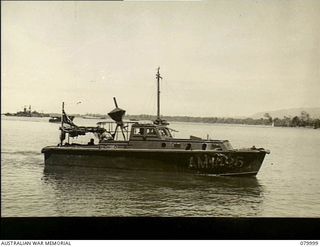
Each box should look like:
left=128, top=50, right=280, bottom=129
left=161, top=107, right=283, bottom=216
left=132, top=123, right=157, bottom=127
left=131, top=123, right=166, bottom=128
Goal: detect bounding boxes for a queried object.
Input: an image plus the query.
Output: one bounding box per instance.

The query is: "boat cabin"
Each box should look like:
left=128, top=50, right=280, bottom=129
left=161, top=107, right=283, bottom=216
left=130, top=123, right=172, bottom=141
left=97, top=121, right=232, bottom=151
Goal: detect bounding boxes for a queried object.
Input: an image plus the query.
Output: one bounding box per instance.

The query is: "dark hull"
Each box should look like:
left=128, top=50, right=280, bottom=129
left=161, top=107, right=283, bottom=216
left=42, top=146, right=267, bottom=176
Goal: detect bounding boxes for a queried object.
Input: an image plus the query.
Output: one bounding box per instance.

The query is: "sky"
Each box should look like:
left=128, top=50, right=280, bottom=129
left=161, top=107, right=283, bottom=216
left=2, top=0, right=320, bottom=117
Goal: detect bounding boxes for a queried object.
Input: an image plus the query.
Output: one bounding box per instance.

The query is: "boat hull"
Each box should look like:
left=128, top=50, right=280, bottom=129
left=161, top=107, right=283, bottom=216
left=41, top=146, right=268, bottom=176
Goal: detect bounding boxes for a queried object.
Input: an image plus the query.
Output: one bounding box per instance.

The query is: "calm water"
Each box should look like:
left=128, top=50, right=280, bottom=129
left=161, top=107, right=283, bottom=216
left=1, top=116, right=320, bottom=217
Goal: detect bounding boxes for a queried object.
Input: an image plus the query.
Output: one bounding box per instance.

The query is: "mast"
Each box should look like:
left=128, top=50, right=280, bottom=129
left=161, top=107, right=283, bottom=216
left=60, top=102, right=64, bottom=146
left=156, top=67, right=162, bottom=121
left=61, top=102, right=64, bottom=128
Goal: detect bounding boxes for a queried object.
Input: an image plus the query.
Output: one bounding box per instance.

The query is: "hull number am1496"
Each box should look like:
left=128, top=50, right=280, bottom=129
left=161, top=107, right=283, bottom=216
left=189, top=153, right=244, bottom=169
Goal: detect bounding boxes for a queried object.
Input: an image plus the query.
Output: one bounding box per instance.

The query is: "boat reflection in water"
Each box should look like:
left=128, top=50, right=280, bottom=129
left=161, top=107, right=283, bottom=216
left=43, top=165, right=265, bottom=216
left=42, top=68, right=270, bottom=177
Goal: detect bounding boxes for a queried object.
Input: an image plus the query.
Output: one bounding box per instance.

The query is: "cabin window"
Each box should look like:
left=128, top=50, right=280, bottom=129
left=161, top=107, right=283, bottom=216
left=146, top=128, right=157, bottom=136
left=159, top=129, right=166, bottom=136
left=159, top=128, right=171, bottom=137
left=211, top=144, right=222, bottom=150
left=224, top=142, right=233, bottom=150
left=133, top=127, right=144, bottom=136
left=161, top=143, right=166, bottom=148
left=202, top=143, right=207, bottom=150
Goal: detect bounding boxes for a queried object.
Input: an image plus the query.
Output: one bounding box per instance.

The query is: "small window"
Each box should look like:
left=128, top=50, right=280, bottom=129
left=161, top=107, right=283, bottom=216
left=211, top=144, right=222, bottom=150
left=133, top=128, right=144, bottom=136
left=202, top=143, right=207, bottom=150
left=161, top=143, right=166, bottom=148
left=146, top=128, right=157, bottom=136
left=159, top=128, right=172, bottom=137
left=159, top=129, right=167, bottom=136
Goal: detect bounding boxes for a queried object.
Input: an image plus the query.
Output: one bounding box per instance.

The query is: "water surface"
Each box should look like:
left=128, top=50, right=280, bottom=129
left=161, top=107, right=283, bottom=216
left=2, top=116, right=320, bottom=216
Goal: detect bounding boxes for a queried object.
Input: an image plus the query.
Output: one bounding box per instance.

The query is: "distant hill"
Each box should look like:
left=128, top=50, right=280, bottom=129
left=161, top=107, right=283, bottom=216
left=251, top=107, right=320, bottom=119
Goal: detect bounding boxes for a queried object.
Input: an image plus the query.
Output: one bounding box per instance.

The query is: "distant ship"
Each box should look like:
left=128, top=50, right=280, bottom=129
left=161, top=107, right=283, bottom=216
left=4, top=105, right=49, bottom=117
left=82, top=115, right=106, bottom=119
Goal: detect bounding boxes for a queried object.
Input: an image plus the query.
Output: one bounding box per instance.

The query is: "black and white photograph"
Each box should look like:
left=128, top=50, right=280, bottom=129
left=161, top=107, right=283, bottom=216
left=1, top=0, right=320, bottom=239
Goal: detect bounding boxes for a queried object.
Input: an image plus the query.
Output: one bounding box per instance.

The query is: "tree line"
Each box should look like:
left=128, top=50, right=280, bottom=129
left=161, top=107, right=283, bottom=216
left=264, top=111, right=320, bottom=129
left=125, top=111, right=320, bottom=129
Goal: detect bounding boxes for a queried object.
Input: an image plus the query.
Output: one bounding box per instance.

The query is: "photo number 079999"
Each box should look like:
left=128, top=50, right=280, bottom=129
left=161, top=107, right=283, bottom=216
left=300, top=241, right=318, bottom=245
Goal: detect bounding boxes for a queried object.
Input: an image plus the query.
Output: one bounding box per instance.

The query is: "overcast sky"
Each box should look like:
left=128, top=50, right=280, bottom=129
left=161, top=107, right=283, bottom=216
left=2, top=0, right=320, bottom=117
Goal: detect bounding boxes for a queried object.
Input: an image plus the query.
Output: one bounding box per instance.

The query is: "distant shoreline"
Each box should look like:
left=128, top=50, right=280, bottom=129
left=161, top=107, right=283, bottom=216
left=2, top=113, right=320, bottom=129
